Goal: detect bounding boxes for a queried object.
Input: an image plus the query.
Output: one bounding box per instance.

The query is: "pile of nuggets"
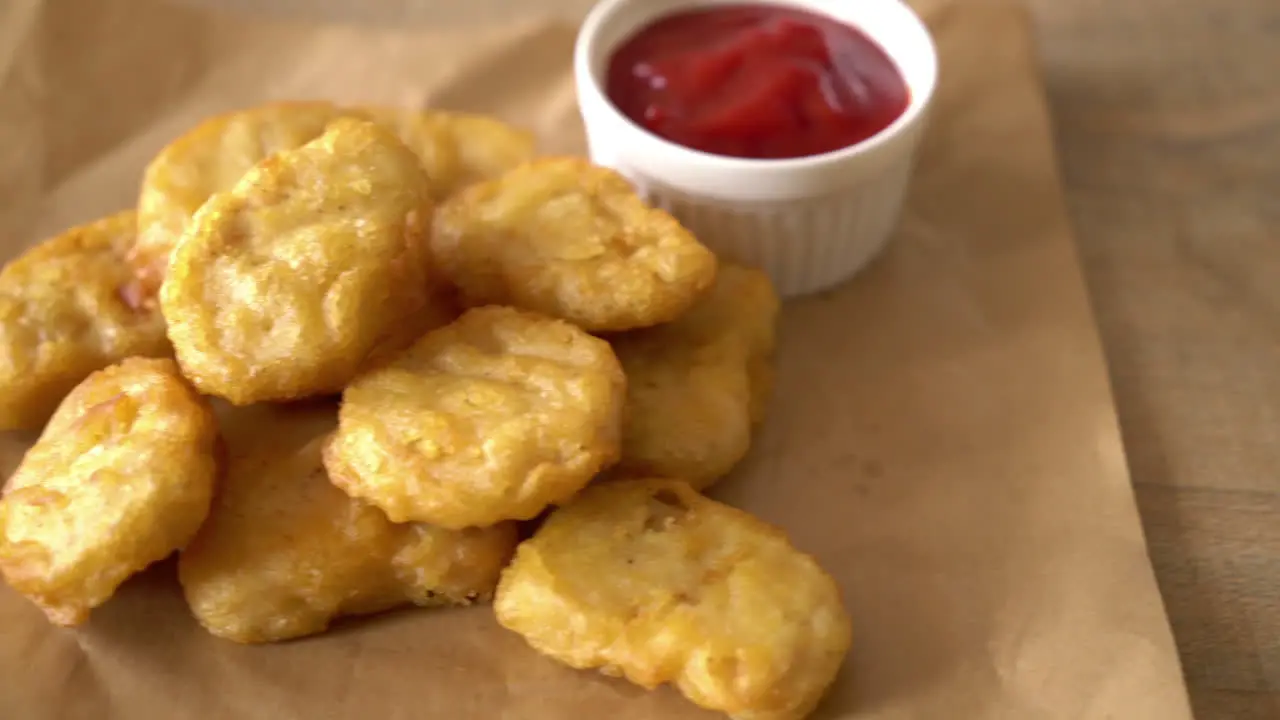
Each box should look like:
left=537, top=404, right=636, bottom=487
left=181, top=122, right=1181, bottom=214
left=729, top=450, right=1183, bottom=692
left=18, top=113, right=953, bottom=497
left=0, top=101, right=851, bottom=720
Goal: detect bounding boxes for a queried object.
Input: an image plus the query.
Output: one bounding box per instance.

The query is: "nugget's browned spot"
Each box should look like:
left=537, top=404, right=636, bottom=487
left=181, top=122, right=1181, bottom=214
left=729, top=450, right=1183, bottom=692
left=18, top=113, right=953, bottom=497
left=0, top=211, right=171, bottom=430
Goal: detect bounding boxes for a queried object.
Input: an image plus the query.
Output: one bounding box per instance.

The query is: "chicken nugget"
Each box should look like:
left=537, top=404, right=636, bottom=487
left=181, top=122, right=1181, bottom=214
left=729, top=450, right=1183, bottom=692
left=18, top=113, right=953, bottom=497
left=0, top=358, right=219, bottom=626
left=324, top=306, right=626, bottom=529
left=0, top=211, right=170, bottom=430
left=178, top=407, right=517, bottom=644
left=133, top=101, right=347, bottom=300
left=135, top=102, right=531, bottom=301
left=609, top=265, right=780, bottom=488
left=431, top=157, right=718, bottom=332
left=641, top=263, right=780, bottom=358
left=161, top=117, right=439, bottom=405
left=356, top=106, right=536, bottom=198
left=655, top=263, right=778, bottom=422
left=611, top=339, right=755, bottom=489
left=494, top=479, right=851, bottom=720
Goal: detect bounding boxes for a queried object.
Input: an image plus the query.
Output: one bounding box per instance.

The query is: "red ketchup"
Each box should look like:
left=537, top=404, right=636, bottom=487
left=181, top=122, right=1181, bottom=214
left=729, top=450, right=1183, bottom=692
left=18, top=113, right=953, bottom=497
left=605, top=4, right=910, bottom=160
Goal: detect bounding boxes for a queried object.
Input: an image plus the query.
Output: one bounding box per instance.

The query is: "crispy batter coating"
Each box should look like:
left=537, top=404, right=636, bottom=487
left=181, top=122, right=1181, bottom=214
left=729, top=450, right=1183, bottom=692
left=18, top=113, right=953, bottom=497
left=134, top=102, right=535, bottom=301
left=160, top=118, right=438, bottom=405
left=611, top=340, right=755, bottom=489
left=0, top=358, right=219, bottom=626
left=133, top=101, right=347, bottom=300
left=324, top=306, right=626, bottom=529
left=356, top=107, right=536, bottom=199
left=178, top=407, right=517, bottom=644
left=431, top=157, right=718, bottom=332
left=0, top=211, right=171, bottom=430
left=609, top=266, right=780, bottom=488
left=634, top=264, right=779, bottom=356
left=494, top=479, right=851, bottom=720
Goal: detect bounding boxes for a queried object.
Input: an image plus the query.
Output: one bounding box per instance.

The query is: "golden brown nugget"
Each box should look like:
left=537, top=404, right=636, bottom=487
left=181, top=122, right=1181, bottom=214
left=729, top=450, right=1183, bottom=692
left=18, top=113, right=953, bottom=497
left=494, top=479, right=851, bottom=720
left=609, top=266, right=780, bottom=488
left=611, top=339, right=755, bottom=489
left=178, top=409, right=517, bottom=644
left=161, top=118, right=438, bottom=405
left=356, top=106, right=536, bottom=199
left=637, top=264, right=780, bottom=359
left=431, top=157, right=718, bottom=332
left=0, top=358, right=219, bottom=626
left=133, top=101, right=347, bottom=299
left=134, top=103, right=528, bottom=300
left=0, top=212, right=170, bottom=430
left=324, top=306, right=626, bottom=529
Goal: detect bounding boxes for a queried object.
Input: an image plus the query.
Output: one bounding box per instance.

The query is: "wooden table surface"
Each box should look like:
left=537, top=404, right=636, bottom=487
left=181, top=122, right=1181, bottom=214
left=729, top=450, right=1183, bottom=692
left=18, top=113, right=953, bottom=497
left=1026, top=0, right=1280, bottom=717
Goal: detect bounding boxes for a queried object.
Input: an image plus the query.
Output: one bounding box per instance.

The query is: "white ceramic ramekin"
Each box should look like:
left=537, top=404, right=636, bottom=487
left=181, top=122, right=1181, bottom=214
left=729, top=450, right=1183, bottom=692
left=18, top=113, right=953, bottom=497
left=574, top=0, right=939, bottom=297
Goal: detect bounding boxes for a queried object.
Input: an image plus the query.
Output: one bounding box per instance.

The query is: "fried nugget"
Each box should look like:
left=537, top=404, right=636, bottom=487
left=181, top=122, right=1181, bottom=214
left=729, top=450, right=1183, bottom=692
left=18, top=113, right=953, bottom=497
left=494, top=479, right=851, bottom=720
left=134, top=102, right=534, bottom=300
left=0, top=358, right=219, bottom=626
left=324, top=306, right=626, bottom=529
left=356, top=107, right=536, bottom=199
left=431, top=157, right=718, bottom=332
left=161, top=118, right=439, bottom=405
left=133, top=101, right=347, bottom=300
left=0, top=211, right=170, bottom=430
left=647, top=263, right=780, bottom=358
left=178, top=407, right=517, bottom=644
left=609, top=265, right=780, bottom=488
left=611, top=340, right=755, bottom=489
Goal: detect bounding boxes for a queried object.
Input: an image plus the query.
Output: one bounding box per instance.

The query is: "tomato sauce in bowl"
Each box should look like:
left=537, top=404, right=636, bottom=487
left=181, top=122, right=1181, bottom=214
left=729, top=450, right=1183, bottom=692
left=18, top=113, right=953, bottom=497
left=604, top=3, right=911, bottom=160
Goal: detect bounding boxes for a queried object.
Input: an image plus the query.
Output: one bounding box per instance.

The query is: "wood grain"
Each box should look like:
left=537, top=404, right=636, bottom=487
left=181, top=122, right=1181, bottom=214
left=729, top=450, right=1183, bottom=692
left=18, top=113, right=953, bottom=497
left=1026, top=0, right=1280, bottom=716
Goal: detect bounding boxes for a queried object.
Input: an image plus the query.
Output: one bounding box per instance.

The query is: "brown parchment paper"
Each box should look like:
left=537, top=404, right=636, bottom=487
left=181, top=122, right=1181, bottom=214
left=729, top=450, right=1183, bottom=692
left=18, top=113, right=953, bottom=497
left=0, top=0, right=1196, bottom=718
